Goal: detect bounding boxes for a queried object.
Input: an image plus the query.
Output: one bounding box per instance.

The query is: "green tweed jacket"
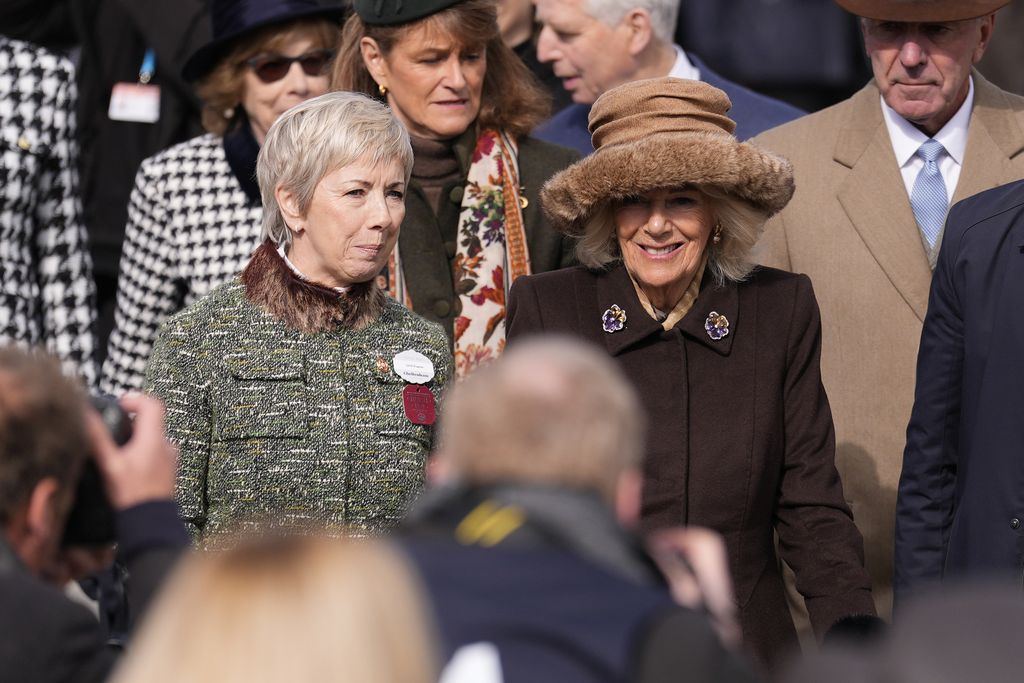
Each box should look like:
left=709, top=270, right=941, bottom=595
left=145, top=242, right=453, bottom=543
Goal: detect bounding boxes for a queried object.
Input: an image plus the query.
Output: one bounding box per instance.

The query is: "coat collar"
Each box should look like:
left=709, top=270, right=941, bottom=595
left=223, top=120, right=262, bottom=206
left=594, top=263, right=737, bottom=357
left=240, top=240, right=388, bottom=334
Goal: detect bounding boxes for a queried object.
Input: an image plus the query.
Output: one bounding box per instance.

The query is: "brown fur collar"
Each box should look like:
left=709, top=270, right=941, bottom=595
left=241, top=240, right=388, bottom=334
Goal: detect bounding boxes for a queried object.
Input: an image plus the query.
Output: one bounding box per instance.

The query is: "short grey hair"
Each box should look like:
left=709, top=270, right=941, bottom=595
left=586, top=0, right=679, bottom=44
left=575, top=186, right=767, bottom=286
left=257, top=91, right=414, bottom=247
left=439, top=336, right=645, bottom=503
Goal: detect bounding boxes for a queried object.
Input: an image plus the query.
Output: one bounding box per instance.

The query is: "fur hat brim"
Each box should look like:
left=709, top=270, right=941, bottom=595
left=541, top=131, right=795, bottom=237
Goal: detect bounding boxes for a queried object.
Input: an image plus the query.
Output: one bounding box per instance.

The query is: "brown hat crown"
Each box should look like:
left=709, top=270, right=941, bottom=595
left=834, top=0, right=1010, bottom=21
left=588, top=78, right=737, bottom=151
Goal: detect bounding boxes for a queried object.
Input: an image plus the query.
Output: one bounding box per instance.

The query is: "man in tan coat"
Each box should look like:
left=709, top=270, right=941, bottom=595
left=753, top=0, right=1024, bottom=618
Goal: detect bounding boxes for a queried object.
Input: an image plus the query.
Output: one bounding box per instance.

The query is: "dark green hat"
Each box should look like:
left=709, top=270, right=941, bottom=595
left=353, top=0, right=464, bottom=25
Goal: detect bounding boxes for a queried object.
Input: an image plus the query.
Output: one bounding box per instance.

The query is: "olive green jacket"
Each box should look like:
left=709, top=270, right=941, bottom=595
left=145, top=243, right=453, bottom=543
left=399, top=132, right=579, bottom=338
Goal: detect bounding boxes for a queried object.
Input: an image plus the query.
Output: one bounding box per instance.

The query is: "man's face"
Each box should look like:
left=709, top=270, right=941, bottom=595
left=534, top=0, right=635, bottom=104
left=862, top=16, right=994, bottom=135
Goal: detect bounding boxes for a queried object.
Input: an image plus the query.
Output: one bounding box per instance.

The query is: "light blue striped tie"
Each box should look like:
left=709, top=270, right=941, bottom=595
left=909, top=139, right=948, bottom=249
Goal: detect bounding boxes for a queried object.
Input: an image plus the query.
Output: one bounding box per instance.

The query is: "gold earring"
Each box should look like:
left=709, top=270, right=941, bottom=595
left=712, top=223, right=723, bottom=245
left=378, top=83, right=387, bottom=97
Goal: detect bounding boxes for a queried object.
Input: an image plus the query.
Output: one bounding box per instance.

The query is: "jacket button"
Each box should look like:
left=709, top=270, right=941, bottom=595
left=452, top=298, right=463, bottom=316
left=449, top=186, right=464, bottom=204
left=433, top=300, right=451, bottom=317
left=444, top=240, right=457, bottom=258
left=1011, top=518, right=1021, bottom=530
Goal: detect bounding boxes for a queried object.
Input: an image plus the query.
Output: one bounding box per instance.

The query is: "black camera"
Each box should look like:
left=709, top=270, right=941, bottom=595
left=60, top=395, right=133, bottom=546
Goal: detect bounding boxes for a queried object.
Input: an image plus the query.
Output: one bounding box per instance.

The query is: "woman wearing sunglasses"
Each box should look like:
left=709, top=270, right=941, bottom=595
left=333, top=0, right=579, bottom=377
left=101, top=0, right=342, bottom=395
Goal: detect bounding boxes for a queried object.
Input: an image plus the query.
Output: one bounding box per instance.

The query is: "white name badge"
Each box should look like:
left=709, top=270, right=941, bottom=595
left=109, top=83, right=161, bottom=124
left=393, top=350, right=435, bottom=384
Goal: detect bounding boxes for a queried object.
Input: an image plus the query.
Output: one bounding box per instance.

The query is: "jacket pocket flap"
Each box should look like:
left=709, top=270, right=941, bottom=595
left=224, top=348, right=305, bottom=380
left=215, top=380, right=307, bottom=440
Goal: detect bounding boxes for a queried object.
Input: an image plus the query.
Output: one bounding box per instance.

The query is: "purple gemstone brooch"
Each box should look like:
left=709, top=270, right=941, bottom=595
left=704, top=311, right=730, bottom=340
left=602, top=305, right=627, bottom=333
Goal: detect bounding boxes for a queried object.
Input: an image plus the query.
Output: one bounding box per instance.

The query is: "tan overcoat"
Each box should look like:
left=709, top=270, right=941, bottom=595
left=753, top=72, right=1024, bottom=616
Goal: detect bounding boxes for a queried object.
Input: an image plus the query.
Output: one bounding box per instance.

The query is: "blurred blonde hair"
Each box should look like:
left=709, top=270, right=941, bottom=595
left=110, top=535, right=438, bottom=683
left=439, top=337, right=645, bottom=503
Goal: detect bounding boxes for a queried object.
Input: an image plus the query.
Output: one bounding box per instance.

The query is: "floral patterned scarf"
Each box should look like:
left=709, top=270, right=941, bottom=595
left=388, top=129, right=529, bottom=377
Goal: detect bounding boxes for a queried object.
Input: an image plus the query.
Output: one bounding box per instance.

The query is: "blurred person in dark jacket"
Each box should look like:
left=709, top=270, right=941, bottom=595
left=0, top=346, right=187, bottom=683
left=402, top=337, right=756, bottom=683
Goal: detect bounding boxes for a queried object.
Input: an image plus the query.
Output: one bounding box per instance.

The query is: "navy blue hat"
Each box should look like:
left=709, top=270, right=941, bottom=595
left=183, top=0, right=345, bottom=82
left=353, top=0, right=464, bottom=25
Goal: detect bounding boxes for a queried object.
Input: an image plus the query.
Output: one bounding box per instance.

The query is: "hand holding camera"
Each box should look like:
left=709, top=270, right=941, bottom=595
left=85, top=393, right=178, bottom=511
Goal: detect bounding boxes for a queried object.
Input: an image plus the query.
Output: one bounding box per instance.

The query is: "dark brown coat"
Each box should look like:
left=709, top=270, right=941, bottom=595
left=506, top=263, right=875, bottom=670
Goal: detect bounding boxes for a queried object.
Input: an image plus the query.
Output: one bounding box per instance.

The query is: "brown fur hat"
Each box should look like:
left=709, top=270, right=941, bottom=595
left=834, top=0, right=1009, bottom=22
left=541, top=77, right=795, bottom=237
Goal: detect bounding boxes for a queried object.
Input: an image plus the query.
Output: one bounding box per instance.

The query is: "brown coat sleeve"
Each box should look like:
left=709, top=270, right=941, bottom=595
left=774, top=275, right=876, bottom=634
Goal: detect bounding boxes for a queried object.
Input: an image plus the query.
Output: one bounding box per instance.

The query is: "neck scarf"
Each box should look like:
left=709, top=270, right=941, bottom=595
left=388, top=129, right=529, bottom=377
left=629, top=252, right=708, bottom=331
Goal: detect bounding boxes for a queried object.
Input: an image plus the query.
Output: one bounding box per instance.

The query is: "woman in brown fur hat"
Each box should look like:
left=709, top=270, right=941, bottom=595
left=145, top=91, right=452, bottom=545
left=506, top=77, right=877, bottom=672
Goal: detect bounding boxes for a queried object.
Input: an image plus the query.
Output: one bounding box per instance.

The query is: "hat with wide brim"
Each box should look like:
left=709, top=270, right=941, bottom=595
left=541, top=78, right=795, bottom=238
left=183, top=0, right=346, bottom=82
left=833, top=0, right=1010, bottom=21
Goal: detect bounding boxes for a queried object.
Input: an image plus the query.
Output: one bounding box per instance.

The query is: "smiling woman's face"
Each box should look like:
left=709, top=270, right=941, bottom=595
left=614, top=187, right=714, bottom=311
left=360, top=22, right=486, bottom=140
left=283, top=157, right=407, bottom=289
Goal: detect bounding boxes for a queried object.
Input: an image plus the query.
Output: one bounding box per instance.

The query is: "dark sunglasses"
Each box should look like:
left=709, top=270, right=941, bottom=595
left=245, top=49, right=335, bottom=83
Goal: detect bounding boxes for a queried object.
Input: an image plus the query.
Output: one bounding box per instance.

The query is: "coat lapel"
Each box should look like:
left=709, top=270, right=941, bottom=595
left=834, top=82, right=933, bottom=322
left=953, top=72, right=1024, bottom=204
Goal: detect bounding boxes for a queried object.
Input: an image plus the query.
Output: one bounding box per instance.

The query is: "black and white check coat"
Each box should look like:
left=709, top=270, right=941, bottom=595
left=0, top=37, right=97, bottom=385
left=101, top=133, right=262, bottom=395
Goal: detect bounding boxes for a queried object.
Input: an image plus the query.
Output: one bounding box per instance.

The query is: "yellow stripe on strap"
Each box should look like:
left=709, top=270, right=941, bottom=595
left=454, top=501, right=526, bottom=547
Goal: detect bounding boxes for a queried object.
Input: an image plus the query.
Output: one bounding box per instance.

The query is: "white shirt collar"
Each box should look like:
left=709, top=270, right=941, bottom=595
left=668, top=45, right=700, bottom=82
left=881, top=76, right=973, bottom=167
left=277, top=242, right=349, bottom=293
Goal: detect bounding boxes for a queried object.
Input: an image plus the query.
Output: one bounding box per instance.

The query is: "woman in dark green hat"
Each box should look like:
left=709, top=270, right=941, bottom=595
left=332, top=0, right=578, bottom=377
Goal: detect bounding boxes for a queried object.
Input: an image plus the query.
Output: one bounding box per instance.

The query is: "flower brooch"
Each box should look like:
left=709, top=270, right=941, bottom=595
left=705, top=311, right=730, bottom=340
left=602, top=305, right=627, bottom=333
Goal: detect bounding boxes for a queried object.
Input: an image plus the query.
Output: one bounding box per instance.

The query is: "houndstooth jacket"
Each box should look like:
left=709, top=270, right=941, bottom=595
left=101, top=132, right=262, bottom=395
left=0, top=37, right=97, bottom=385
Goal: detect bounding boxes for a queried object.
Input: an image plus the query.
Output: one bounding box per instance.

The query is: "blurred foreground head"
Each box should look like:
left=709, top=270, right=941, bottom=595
left=786, top=582, right=1024, bottom=683
left=110, top=535, right=438, bottom=683
left=0, top=346, right=88, bottom=574
left=436, top=336, right=646, bottom=506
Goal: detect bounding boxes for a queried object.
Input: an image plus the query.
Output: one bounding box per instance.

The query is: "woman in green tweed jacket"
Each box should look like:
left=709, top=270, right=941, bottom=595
left=145, top=91, right=452, bottom=543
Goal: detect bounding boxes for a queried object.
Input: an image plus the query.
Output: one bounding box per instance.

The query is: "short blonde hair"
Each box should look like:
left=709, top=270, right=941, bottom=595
left=195, top=19, right=341, bottom=137
left=574, top=186, right=767, bottom=286
left=439, top=337, right=645, bottom=502
left=109, top=535, right=438, bottom=683
left=257, top=90, right=414, bottom=247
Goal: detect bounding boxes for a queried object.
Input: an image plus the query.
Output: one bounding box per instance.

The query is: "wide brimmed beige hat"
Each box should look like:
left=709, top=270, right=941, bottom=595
left=834, top=0, right=1009, bottom=21
left=541, top=78, right=794, bottom=237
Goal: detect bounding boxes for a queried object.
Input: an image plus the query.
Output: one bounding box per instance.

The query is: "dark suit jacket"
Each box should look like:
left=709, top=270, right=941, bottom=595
left=401, top=485, right=755, bottom=683
left=0, top=501, right=188, bottom=683
left=895, top=180, right=1024, bottom=603
left=535, top=53, right=804, bottom=155
left=399, top=133, right=578, bottom=339
left=506, top=264, right=874, bottom=669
